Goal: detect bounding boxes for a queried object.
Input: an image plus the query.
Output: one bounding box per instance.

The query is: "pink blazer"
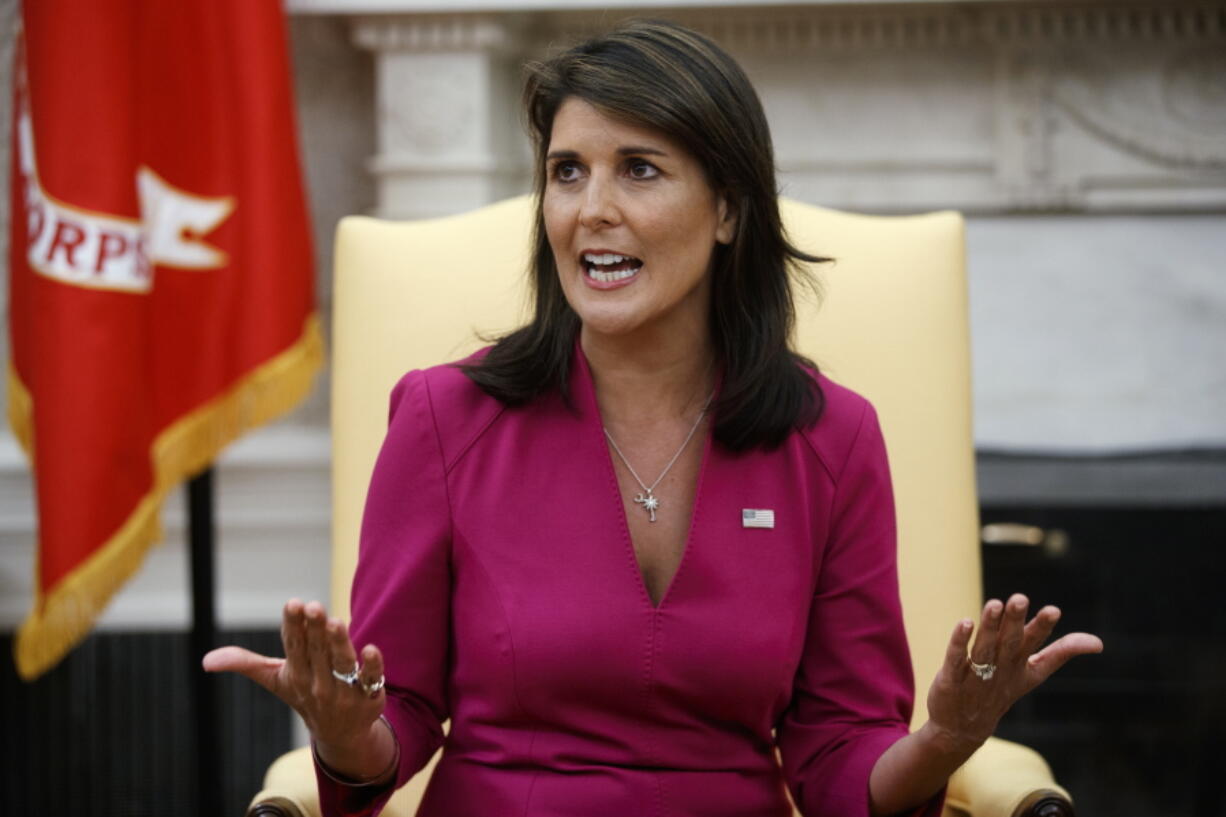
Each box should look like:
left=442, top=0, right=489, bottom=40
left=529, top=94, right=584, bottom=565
left=317, top=342, right=943, bottom=817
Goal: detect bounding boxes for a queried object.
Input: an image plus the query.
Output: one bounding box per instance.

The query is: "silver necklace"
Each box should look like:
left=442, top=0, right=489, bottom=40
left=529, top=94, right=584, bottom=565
left=603, top=391, right=714, bottom=523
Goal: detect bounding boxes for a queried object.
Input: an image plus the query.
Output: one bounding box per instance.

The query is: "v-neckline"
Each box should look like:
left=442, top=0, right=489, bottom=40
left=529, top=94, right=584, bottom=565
left=573, top=339, right=717, bottom=611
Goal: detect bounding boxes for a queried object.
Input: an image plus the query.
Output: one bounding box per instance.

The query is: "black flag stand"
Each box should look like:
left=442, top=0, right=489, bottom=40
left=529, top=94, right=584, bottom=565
left=188, top=467, right=222, bottom=817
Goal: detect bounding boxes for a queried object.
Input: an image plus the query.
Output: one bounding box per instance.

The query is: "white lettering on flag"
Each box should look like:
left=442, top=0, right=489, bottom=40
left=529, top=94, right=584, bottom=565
left=16, top=93, right=232, bottom=293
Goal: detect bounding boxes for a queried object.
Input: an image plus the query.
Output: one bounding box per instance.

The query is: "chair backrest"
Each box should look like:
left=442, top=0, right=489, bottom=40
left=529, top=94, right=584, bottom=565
left=330, top=194, right=980, bottom=726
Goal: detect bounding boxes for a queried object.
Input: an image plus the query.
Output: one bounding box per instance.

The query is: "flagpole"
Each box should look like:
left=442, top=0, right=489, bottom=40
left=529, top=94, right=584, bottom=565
left=188, top=467, right=222, bottom=817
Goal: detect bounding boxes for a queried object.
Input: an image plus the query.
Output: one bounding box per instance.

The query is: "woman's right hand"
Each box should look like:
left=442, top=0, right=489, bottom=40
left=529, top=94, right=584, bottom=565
left=203, top=598, right=397, bottom=783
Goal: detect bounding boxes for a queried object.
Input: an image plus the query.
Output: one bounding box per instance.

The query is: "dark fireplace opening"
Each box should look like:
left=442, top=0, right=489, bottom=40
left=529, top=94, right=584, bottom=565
left=979, top=450, right=1226, bottom=817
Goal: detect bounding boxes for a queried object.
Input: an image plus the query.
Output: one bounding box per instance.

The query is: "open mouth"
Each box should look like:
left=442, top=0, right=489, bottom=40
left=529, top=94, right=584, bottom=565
left=582, top=252, right=643, bottom=283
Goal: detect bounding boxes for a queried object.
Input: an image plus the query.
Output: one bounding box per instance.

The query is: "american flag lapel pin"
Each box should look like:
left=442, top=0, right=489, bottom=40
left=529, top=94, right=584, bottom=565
left=742, top=509, right=775, bottom=529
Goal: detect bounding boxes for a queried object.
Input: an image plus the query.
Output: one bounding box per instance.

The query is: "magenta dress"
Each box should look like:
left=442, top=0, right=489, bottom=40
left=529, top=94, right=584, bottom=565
left=316, top=342, right=944, bottom=817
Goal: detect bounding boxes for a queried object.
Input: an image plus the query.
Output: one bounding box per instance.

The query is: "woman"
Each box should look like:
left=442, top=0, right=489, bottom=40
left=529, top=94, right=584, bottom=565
left=205, top=19, right=1102, bottom=817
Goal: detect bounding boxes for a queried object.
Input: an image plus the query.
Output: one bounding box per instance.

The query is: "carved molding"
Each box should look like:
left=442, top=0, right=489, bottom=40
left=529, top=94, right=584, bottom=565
left=1165, top=48, right=1226, bottom=130
left=995, top=51, right=1080, bottom=210
left=546, top=10, right=979, bottom=54
left=352, top=14, right=523, bottom=53
left=350, top=1, right=1226, bottom=216
left=355, top=13, right=529, bottom=217
left=980, top=4, right=1226, bottom=45
left=543, top=3, right=1226, bottom=53
left=380, top=55, right=480, bottom=155
left=1049, top=48, right=1226, bottom=169
left=347, top=5, right=1226, bottom=66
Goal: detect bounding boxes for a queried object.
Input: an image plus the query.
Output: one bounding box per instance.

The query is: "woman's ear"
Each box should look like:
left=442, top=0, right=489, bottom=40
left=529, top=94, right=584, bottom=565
left=715, top=193, right=738, bottom=245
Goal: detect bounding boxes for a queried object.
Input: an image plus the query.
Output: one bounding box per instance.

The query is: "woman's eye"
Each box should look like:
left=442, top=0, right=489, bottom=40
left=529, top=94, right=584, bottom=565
left=627, top=160, right=659, bottom=180
left=552, top=161, right=581, bottom=182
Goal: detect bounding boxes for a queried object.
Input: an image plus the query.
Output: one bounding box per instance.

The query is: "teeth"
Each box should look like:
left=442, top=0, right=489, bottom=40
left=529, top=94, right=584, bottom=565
left=588, top=267, right=639, bottom=283
left=583, top=252, right=630, bottom=265
left=581, top=251, right=642, bottom=283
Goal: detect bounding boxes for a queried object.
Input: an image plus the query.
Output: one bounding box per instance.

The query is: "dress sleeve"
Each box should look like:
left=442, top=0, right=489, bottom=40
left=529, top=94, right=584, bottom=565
left=315, top=369, right=453, bottom=817
left=776, top=402, right=945, bottom=817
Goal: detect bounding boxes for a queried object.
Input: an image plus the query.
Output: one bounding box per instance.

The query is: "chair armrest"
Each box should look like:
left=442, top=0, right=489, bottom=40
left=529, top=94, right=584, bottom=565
left=945, top=736, right=1074, bottom=817
left=247, top=743, right=443, bottom=817
left=251, top=737, right=1075, bottom=817
left=246, top=746, right=317, bottom=817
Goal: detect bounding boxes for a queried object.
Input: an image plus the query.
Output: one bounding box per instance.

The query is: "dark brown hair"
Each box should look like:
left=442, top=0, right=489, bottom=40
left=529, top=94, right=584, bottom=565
left=460, top=18, right=828, bottom=450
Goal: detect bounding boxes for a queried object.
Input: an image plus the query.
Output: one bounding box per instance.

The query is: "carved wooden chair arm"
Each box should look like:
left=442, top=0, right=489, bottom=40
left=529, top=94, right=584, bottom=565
left=946, top=736, right=1074, bottom=817
left=247, top=735, right=1074, bottom=817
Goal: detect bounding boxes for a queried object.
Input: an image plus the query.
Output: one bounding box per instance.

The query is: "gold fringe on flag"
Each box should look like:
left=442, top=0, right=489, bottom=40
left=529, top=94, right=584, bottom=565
left=9, top=313, right=325, bottom=680
left=6, top=358, right=34, bottom=455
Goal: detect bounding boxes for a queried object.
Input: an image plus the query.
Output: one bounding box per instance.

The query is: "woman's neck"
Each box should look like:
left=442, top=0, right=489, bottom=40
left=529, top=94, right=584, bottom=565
left=580, top=323, right=716, bottom=428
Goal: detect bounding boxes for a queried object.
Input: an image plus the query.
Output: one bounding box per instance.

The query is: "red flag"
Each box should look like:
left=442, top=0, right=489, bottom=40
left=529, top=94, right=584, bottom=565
left=8, top=1, right=322, bottom=679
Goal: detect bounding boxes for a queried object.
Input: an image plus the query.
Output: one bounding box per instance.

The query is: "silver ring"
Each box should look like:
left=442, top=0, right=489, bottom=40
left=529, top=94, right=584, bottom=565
left=969, top=659, right=997, bottom=681
left=360, top=674, right=386, bottom=697
left=331, top=663, right=360, bottom=686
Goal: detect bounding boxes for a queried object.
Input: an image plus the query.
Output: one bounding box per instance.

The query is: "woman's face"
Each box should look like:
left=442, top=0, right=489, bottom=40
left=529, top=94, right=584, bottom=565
left=543, top=97, right=735, bottom=343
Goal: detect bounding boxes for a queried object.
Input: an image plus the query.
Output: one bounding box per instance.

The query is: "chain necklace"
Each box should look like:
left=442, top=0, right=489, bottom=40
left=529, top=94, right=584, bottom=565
left=603, top=390, right=714, bottom=523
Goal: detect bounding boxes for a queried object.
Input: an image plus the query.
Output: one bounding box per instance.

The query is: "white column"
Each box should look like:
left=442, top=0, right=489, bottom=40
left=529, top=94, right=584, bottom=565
left=353, top=15, right=531, bottom=220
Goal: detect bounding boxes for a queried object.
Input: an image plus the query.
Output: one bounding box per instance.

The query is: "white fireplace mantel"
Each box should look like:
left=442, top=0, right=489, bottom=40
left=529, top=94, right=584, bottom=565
left=288, top=1, right=1226, bottom=219
left=289, top=0, right=1022, bottom=12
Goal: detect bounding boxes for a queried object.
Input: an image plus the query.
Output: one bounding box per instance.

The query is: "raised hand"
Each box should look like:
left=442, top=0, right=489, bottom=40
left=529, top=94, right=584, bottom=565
left=925, top=593, right=1103, bottom=754
left=202, top=598, right=398, bottom=783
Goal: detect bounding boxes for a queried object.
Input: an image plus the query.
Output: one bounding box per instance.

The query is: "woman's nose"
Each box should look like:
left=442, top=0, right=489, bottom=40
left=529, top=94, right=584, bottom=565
left=578, top=175, right=621, bottom=230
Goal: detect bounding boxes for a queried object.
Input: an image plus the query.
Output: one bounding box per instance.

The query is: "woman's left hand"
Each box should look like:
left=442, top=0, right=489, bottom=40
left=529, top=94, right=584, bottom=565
left=924, top=594, right=1103, bottom=755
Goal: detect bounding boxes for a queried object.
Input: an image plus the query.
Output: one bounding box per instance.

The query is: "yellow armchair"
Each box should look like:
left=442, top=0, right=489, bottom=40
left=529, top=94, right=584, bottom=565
left=246, top=195, right=1073, bottom=817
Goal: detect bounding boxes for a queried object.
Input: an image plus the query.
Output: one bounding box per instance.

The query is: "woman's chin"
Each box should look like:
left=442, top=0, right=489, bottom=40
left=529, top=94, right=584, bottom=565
left=575, top=309, right=646, bottom=340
